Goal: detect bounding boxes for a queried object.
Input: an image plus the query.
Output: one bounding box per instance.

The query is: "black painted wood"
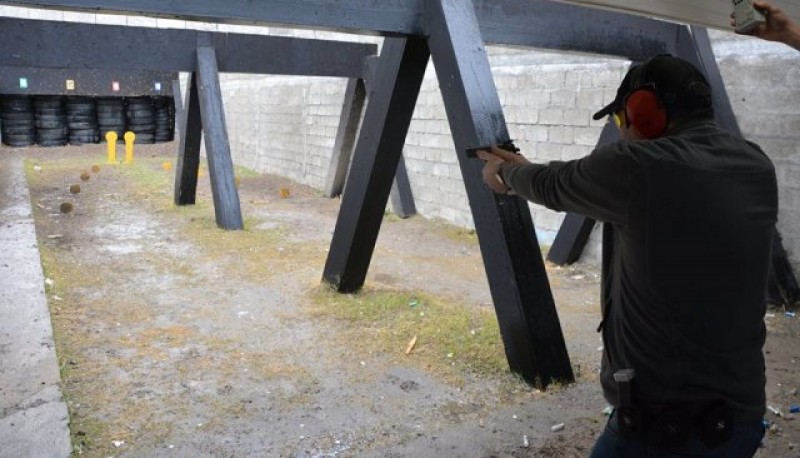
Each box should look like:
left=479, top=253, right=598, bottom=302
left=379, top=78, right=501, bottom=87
left=324, top=78, right=367, bottom=198
left=546, top=120, right=621, bottom=265
left=0, top=0, right=679, bottom=60
left=683, top=26, right=741, bottom=135
left=0, top=17, right=376, bottom=78
left=389, top=156, right=416, bottom=219
left=174, top=73, right=203, bottom=206
left=171, top=78, right=184, bottom=140
left=195, top=41, right=243, bottom=230
left=0, top=66, right=175, bottom=96
left=322, top=37, right=429, bottom=292
left=427, top=0, right=572, bottom=387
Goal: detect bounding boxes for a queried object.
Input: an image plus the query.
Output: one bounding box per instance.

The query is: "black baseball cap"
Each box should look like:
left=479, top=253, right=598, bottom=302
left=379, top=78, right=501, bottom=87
left=592, top=55, right=712, bottom=121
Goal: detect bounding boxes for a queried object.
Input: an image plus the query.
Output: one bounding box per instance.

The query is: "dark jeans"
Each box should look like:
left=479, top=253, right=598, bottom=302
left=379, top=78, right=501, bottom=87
left=589, top=410, right=765, bottom=458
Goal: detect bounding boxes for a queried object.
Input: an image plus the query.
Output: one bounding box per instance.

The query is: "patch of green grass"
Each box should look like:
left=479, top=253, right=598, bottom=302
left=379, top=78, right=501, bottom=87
left=307, top=285, right=507, bottom=386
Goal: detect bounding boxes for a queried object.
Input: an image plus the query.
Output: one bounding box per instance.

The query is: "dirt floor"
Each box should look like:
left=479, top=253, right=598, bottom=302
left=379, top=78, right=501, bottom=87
left=8, top=143, right=800, bottom=457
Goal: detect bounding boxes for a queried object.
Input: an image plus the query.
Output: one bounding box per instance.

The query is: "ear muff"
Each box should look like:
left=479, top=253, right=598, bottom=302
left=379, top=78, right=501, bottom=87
left=624, top=87, right=668, bottom=139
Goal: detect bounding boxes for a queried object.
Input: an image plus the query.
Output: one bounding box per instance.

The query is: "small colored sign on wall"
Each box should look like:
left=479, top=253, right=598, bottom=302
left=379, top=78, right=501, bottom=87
left=66, top=79, right=75, bottom=91
left=19, top=77, right=28, bottom=89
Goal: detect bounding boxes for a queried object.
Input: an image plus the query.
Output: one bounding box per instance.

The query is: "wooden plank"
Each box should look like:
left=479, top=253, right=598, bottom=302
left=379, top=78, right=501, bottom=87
left=0, top=0, right=721, bottom=60
left=389, top=156, right=416, bottom=219
left=427, top=0, right=573, bottom=387
left=195, top=38, right=243, bottom=230
left=171, top=77, right=184, bottom=140
left=684, top=26, right=742, bottom=135
left=174, top=72, right=202, bottom=206
left=324, top=78, right=366, bottom=198
left=0, top=17, right=376, bottom=77
left=0, top=66, right=175, bottom=96
left=322, top=37, right=429, bottom=292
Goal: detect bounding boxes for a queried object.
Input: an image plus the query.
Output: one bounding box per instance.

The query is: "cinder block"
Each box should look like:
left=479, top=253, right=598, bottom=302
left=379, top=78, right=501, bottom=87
left=576, top=89, right=607, bottom=109
left=574, top=126, right=603, bottom=146
left=563, top=108, right=592, bottom=126
left=536, top=142, right=564, bottom=162
left=549, top=126, right=574, bottom=144
left=517, top=124, right=549, bottom=142
left=538, top=108, right=564, bottom=126
left=550, top=89, right=576, bottom=107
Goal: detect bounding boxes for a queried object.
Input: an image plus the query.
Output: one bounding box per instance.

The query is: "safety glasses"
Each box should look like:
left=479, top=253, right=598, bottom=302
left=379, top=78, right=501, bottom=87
left=610, top=111, right=625, bottom=128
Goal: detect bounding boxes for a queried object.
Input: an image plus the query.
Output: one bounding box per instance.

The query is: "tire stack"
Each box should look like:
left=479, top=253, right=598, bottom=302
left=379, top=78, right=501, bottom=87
left=96, top=97, right=126, bottom=142
left=125, top=96, right=155, bottom=144
left=152, top=96, right=176, bottom=143
left=34, top=95, right=68, bottom=147
left=66, top=96, right=100, bottom=145
left=1, top=95, right=35, bottom=147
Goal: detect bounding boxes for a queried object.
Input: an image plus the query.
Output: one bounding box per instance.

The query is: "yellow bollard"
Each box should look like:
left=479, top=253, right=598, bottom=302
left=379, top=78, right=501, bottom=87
left=105, top=131, right=118, bottom=164
left=124, top=131, right=136, bottom=164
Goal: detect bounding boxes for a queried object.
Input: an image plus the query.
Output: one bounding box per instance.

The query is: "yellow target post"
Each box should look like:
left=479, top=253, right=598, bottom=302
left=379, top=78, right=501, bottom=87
left=123, top=131, right=136, bottom=164
left=105, top=131, right=118, bottom=164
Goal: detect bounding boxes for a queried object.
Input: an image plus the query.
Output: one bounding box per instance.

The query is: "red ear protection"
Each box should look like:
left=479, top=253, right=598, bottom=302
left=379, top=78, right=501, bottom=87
left=624, top=87, right=668, bottom=139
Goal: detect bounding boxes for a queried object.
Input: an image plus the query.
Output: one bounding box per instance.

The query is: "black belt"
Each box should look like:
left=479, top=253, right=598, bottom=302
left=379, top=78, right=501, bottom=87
left=615, top=399, right=734, bottom=449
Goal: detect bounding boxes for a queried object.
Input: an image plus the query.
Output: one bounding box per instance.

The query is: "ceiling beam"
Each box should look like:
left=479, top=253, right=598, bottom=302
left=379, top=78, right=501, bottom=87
left=0, top=17, right=377, bottom=77
left=0, top=66, right=176, bottom=96
left=0, top=0, right=687, bottom=59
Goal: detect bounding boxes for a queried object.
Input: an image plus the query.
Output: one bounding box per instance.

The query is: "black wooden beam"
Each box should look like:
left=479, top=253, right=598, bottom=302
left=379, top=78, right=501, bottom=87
left=683, top=26, right=741, bottom=135
left=0, top=0, right=680, bottom=60
left=0, top=66, right=175, bottom=96
left=427, top=0, right=573, bottom=387
left=0, top=17, right=376, bottom=77
left=324, top=78, right=367, bottom=198
left=389, top=156, right=417, bottom=219
left=546, top=119, right=620, bottom=265
left=322, top=37, right=429, bottom=292
left=195, top=38, right=243, bottom=230
left=171, top=77, right=184, bottom=139
left=174, top=73, right=202, bottom=206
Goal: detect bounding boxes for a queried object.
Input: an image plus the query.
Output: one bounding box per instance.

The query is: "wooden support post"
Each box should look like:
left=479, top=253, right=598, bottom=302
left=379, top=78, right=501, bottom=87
left=427, top=0, right=573, bottom=387
left=171, top=77, right=184, bottom=140
left=325, top=78, right=367, bottom=198
left=195, top=36, right=244, bottom=230
left=546, top=120, right=620, bottom=265
left=174, top=72, right=202, bottom=206
left=322, top=37, right=429, bottom=292
left=389, top=155, right=416, bottom=219
left=682, top=26, right=741, bottom=135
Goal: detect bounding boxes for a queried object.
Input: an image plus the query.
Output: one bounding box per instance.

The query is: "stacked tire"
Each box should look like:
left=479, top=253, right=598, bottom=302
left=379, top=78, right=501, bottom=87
left=34, top=95, right=68, bottom=147
left=125, top=97, right=155, bottom=144
left=96, top=97, right=126, bottom=142
left=1, top=95, right=35, bottom=147
left=152, top=96, right=175, bottom=143
left=66, top=96, right=100, bottom=145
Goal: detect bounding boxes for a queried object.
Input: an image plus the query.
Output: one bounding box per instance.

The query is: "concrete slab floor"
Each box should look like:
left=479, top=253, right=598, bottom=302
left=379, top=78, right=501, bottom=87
left=0, top=151, right=71, bottom=458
